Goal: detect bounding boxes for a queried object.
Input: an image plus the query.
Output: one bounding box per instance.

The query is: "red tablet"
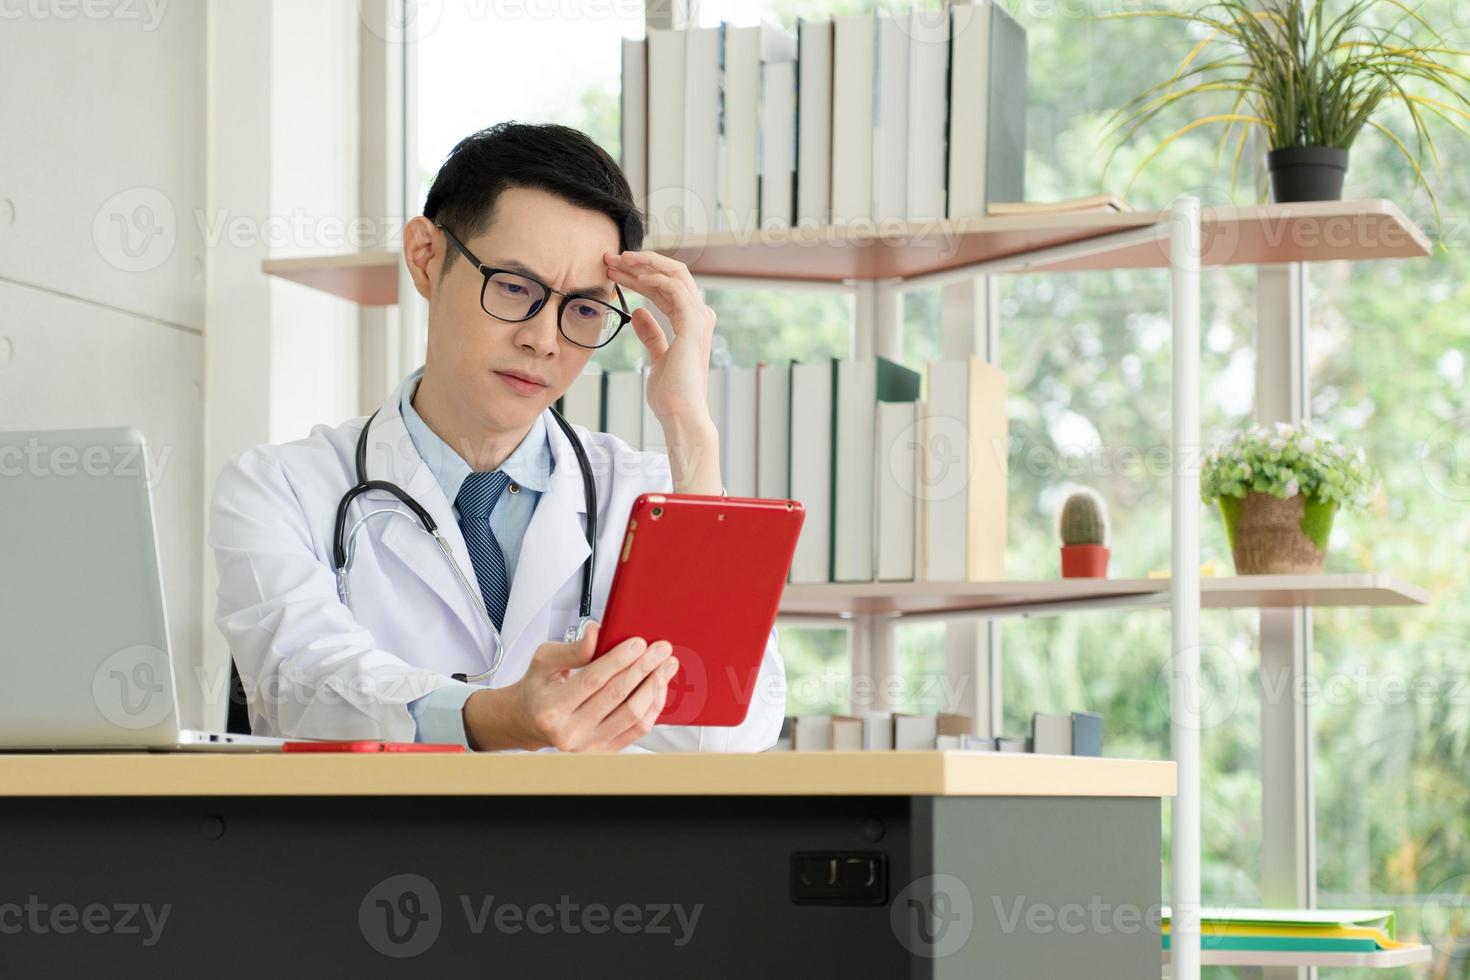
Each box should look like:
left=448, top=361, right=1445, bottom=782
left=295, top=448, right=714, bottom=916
left=591, top=493, right=804, bottom=727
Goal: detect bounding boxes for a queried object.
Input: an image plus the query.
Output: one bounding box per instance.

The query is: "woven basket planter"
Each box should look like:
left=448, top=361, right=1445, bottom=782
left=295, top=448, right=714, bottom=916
left=1218, top=492, right=1337, bottom=575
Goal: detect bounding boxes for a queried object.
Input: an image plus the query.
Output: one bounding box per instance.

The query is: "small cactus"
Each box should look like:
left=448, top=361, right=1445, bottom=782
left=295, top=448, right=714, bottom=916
left=1060, top=490, right=1108, bottom=546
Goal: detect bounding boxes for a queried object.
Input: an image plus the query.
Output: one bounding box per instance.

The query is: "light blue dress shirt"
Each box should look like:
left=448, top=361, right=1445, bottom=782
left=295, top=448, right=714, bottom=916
left=398, top=369, right=554, bottom=747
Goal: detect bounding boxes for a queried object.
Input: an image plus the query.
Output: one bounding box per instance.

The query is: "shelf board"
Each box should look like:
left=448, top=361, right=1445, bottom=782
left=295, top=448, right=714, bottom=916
left=651, top=199, right=1430, bottom=282
left=1165, top=943, right=1433, bottom=969
left=261, top=250, right=399, bottom=306
left=258, top=200, right=1429, bottom=303
left=778, top=573, right=1430, bottom=619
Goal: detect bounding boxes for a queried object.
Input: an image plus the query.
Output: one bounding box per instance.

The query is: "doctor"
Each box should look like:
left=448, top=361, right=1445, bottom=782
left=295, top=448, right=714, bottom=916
left=210, top=122, right=786, bottom=752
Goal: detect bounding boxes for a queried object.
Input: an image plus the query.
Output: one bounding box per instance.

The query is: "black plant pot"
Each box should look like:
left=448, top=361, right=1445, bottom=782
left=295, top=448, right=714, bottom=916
left=1266, top=146, right=1349, bottom=203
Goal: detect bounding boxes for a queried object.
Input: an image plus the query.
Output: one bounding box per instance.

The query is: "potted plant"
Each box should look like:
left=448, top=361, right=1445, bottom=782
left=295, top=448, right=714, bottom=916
left=1201, top=421, right=1377, bottom=574
left=1106, top=0, right=1470, bottom=206
left=1059, top=489, right=1110, bottom=578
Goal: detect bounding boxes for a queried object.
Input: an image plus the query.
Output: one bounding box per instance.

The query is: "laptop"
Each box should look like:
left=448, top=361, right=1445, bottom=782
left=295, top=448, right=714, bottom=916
left=0, top=427, right=280, bottom=751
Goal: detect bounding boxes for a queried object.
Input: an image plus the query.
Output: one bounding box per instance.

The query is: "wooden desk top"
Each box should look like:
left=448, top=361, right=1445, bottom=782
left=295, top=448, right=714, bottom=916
left=0, top=751, right=1175, bottom=799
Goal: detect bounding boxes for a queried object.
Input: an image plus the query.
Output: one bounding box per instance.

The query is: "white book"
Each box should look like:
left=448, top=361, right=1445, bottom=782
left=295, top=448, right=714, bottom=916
left=871, top=8, right=910, bottom=225
left=756, top=362, right=791, bottom=498
left=831, top=715, right=864, bottom=751
left=793, top=714, right=833, bottom=751
left=876, top=400, right=919, bottom=581
left=905, top=6, right=949, bottom=222
left=723, top=23, right=797, bottom=234
left=758, top=60, right=798, bottom=229
left=602, top=370, right=644, bottom=449
left=920, top=358, right=1008, bottom=581
left=862, top=712, right=895, bottom=751
left=645, top=27, right=686, bottom=238
left=724, top=365, right=758, bottom=497
left=795, top=17, right=833, bottom=228
left=560, top=368, right=603, bottom=432
left=620, top=36, right=647, bottom=214
left=788, top=359, right=834, bottom=583
left=1031, top=712, right=1073, bottom=755
left=833, top=358, right=921, bottom=583
left=684, top=26, right=723, bottom=236
left=830, top=13, right=875, bottom=225
left=641, top=366, right=666, bottom=453
left=946, top=1, right=992, bottom=220
left=893, top=713, right=938, bottom=751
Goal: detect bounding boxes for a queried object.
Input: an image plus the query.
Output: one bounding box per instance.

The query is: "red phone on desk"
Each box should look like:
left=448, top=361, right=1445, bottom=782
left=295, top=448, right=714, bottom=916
left=592, top=493, right=804, bottom=727
left=282, top=741, right=465, bottom=753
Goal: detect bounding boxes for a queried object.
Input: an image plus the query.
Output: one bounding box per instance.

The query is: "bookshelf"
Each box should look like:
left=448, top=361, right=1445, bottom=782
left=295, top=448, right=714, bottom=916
left=258, top=198, right=1436, bottom=976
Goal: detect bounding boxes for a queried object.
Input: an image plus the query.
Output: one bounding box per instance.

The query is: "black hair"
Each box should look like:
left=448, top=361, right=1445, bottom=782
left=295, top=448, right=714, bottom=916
left=422, top=121, right=644, bottom=275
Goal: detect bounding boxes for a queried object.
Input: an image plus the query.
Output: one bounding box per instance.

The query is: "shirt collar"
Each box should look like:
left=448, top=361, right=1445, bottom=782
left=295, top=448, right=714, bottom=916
left=398, top=367, right=553, bottom=507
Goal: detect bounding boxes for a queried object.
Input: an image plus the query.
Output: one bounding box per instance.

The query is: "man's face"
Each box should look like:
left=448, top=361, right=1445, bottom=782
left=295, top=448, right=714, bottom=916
left=423, top=185, right=620, bottom=434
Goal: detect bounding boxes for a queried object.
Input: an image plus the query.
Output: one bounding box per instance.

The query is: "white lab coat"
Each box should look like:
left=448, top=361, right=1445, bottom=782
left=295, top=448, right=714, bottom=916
left=208, top=377, right=787, bottom=751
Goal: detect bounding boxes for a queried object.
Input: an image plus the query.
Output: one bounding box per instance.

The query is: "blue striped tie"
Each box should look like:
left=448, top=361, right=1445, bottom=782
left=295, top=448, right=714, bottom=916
left=456, top=471, right=512, bottom=631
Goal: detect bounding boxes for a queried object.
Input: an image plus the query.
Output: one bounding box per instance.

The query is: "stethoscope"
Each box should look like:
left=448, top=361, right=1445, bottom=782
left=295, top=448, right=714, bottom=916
left=332, top=405, right=598, bottom=684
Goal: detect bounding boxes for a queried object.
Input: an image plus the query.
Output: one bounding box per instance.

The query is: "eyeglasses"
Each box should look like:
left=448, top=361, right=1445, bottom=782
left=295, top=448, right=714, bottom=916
left=436, top=223, right=632, bottom=350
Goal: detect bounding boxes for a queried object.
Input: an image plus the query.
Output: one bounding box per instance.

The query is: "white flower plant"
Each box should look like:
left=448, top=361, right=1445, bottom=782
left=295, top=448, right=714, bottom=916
left=1200, top=421, right=1378, bottom=551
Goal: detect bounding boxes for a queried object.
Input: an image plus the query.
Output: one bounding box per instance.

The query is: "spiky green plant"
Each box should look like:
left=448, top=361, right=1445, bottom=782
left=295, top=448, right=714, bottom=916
left=1060, top=490, right=1109, bottom=547
left=1103, top=0, right=1470, bottom=218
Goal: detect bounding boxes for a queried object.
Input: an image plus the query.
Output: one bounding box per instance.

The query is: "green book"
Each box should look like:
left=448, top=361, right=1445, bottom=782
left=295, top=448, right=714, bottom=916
left=1163, top=934, right=1379, bottom=953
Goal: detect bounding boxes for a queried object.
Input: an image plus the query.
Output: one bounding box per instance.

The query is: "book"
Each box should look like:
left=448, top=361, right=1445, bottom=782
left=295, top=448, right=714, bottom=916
left=986, top=3, right=1028, bottom=206
left=947, top=1, right=1029, bottom=218
left=1162, top=907, right=1398, bottom=934
left=995, top=736, right=1025, bottom=753
left=619, top=37, right=647, bottom=214
left=876, top=400, right=920, bottom=581
left=1071, top=711, right=1103, bottom=756
left=831, top=714, right=865, bottom=751
left=830, top=13, right=876, bottom=225
left=919, top=358, right=1009, bottom=582
left=833, top=358, right=922, bottom=582
left=756, top=362, right=791, bottom=498
left=795, top=17, right=833, bottom=228
left=788, top=359, right=835, bottom=582
left=1030, top=712, right=1072, bottom=755
left=601, top=369, right=644, bottom=449
left=871, top=8, right=910, bottom=225
left=945, top=1, right=992, bottom=221
left=793, top=714, right=833, bottom=751
left=758, top=59, right=798, bottom=229
left=559, top=367, right=603, bottom=432
left=645, top=27, right=686, bottom=238
left=905, top=5, right=950, bottom=223
left=684, top=26, right=723, bottom=236
left=893, top=713, right=937, bottom=750
left=722, top=22, right=797, bottom=234
left=862, top=712, right=895, bottom=750
left=724, top=365, right=758, bottom=498
left=987, top=194, right=1129, bottom=216
left=1162, top=915, right=1412, bottom=953
left=894, top=712, right=972, bottom=749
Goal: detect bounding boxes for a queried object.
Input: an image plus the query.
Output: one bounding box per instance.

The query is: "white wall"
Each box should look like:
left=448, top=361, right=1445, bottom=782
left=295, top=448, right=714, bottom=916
left=0, top=4, right=208, bottom=722
left=0, top=2, right=363, bottom=730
